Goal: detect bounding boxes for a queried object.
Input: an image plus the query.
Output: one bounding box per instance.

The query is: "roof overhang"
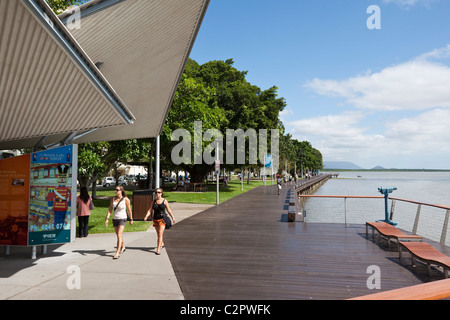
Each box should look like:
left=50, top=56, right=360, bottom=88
left=0, top=0, right=135, bottom=150
left=0, top=0, right=210, bottom=149
left=63, top=0, right=210, bottom=145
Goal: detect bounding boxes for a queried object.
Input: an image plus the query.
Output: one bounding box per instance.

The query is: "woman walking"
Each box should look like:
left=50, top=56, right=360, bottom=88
left=105, top=186, right=133, bottom=259
left=144, top=188, right=175, bottom=255
left=76, top=187, right=93, bottom=237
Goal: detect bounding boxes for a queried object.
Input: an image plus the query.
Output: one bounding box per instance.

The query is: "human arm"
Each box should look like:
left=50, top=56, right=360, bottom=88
left=125, top=198, right=133, bottom=226
left=165, top=199, right=176, bottom=224
left=144, top=200, right=154, bottom=221
left=105, top=198, right=114, bottom=226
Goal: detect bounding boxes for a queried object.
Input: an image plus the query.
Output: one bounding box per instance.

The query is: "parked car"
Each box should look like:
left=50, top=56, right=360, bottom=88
left=102, top=177, right=116, bottom=187
left=118, top=177, right=128, bottom=186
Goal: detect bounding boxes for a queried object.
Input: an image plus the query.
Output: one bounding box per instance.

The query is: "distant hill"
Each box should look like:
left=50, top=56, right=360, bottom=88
left=323, top=161, right=363, bottom=170
left=371, top=166, right=385, bottom=170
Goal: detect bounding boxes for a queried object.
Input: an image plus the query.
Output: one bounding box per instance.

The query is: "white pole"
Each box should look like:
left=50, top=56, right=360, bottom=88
left=156, top=135, right=160, bottom=189
left=216, top=141, right=219, bottom=205
left=263, top=154, right=266, bottom=186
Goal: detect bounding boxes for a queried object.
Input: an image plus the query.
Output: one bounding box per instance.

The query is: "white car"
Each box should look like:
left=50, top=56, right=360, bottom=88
left=118, top=177, right=128, bottom=186
left=102, top=177, right=115, bottom=187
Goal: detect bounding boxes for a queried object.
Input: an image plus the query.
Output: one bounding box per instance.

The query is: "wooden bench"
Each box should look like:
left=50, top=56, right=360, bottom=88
left=366, top=222, right=423, bottom=249
left=349, top=278, right=450, bottom=300
left=399, top=241, right=450, bottom=278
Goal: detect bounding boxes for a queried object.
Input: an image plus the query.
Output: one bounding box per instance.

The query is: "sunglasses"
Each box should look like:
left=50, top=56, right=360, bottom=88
left=115, top=189, right=121, bottom=192
left=155, top=191, right=162, bottom=194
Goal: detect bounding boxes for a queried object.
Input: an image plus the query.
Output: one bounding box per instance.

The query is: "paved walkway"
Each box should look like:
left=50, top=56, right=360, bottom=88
left=0, top=203, right=213, bottom=300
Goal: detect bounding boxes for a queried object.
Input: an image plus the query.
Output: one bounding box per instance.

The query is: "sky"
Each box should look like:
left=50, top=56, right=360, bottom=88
left=189, top=0, right=450, bottom=169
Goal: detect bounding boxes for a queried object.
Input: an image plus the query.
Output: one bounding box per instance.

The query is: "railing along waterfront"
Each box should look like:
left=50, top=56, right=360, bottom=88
left=298, top=194, right=450, bottom=247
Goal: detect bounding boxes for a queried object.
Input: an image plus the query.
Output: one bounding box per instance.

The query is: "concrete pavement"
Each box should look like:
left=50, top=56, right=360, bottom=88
left=0, top=203, right=213, bottom=300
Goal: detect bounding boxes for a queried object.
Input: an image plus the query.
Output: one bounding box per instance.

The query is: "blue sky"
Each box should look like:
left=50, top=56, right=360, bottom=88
left=190, top=0, right=450, bottom=169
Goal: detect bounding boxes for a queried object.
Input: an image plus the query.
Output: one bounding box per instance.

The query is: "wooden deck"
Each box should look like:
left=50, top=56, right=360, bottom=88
left=165, top=184, right=448, bottom=300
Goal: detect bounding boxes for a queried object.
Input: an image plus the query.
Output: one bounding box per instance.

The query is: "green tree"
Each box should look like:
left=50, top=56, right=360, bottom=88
left=47, top=0, right=82, bottom=13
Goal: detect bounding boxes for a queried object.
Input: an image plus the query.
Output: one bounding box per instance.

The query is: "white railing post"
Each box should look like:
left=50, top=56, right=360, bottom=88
left=440, top=210, right=450, bottom=246
left=412, top=204, right=421, bottom=235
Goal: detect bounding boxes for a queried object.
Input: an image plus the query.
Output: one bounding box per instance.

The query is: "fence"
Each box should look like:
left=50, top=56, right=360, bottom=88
left=298, top=195, right=450, bottom=247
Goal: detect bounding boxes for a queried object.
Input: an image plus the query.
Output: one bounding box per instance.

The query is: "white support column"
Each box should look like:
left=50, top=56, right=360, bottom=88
left=156, top=135, right=160, bottom=189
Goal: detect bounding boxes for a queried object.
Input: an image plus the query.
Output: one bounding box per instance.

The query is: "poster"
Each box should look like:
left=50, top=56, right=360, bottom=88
left=0, top=155, right=31, bottom=246
left=28, top=145, right=74, bottom=246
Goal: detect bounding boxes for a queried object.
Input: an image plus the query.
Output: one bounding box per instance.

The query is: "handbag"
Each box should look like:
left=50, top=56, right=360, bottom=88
left=162, top=199, right=172, bottom=229
left=163, top=213, right=172, bottom=229
left=89, top=198, right=95, bottom=210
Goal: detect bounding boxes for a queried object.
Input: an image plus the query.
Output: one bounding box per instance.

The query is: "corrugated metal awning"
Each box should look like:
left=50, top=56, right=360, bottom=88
left=0, top=0, right=135, bottom=149
left=0, top=0, right=209, bottom=149
left=64, top=0, right=210, bottom=145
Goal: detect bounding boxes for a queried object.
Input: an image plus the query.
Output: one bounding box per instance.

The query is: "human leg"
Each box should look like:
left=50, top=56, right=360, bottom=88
left=113, top=225, right=125, bottom=259
left=155, top=223, right=166, bottom=255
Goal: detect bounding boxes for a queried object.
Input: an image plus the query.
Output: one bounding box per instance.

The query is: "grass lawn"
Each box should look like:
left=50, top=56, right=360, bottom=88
left=80, top=179, right=267, bottom=235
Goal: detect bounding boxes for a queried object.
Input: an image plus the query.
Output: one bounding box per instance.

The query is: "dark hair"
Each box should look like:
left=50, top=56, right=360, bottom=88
left=80, top=187, right=90, bottom=204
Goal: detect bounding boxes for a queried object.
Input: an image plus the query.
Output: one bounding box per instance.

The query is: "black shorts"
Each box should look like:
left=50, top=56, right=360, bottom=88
left=113, top=219, right=127, bottom=227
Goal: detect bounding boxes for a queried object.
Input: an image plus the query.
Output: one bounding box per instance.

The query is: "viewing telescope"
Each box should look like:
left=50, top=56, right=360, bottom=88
left=378, top=187, right=398, bottom=226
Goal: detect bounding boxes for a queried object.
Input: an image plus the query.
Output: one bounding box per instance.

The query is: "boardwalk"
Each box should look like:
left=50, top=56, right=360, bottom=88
left=165, top=183, right=446, bottom=300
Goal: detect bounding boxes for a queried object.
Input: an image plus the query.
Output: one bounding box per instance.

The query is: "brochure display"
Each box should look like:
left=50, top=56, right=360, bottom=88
left=0, top=145, right=77, bottom=248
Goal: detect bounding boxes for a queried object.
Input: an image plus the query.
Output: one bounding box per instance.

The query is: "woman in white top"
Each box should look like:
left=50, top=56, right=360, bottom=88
left=105, top=186, right=133, bottom=259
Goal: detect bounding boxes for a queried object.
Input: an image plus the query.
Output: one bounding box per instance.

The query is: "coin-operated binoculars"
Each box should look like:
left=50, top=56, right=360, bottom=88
left=378, top=187, right=397, bottom=226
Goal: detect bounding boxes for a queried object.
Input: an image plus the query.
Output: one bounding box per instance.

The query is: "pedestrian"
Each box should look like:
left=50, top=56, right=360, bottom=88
left=277, top=176, right=282, bottom=195
left=144, top=188, right=175, bottom=255
left=105, top=186, right=133, bottom=260
left=76, top=187, right=93, bottom=237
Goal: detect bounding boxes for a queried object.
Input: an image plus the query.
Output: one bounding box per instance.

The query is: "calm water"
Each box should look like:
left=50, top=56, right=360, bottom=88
left=303, top=171, right=450, bottom=244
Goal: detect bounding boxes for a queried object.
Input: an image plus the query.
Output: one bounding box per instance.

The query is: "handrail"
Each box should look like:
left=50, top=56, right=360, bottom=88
left=298, top=194, right=450, bottom=246
left=298, top=195, right=383, bottom=199
left=299, top=194, right=450, bottom=210
left=349, top=278, right=450, bottom=300
left=390, top=197, right=450, bottom=210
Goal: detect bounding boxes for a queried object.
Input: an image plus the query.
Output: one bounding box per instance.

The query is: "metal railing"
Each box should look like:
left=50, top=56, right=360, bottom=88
left=298, top=195, right=450, bottom=246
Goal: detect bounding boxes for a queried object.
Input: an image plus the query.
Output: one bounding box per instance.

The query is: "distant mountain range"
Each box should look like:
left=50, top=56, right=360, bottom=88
left=323, top=161, right=386, bottom=170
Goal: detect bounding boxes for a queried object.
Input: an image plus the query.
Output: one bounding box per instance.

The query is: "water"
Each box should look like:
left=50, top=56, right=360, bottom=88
left=303, top=171, right=450, bottom=245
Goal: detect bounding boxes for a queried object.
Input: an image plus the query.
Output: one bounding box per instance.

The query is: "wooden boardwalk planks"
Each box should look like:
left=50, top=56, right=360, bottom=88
left=165, top=184, right=446, bottom=300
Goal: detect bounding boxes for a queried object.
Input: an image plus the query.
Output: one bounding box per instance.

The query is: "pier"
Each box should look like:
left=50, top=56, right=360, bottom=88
left=164, top=180, right=449, bottom=300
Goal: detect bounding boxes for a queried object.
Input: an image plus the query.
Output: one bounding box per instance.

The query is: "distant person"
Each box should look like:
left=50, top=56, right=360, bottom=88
left=144, top=188, right=176, bottom=255
left=105, top=186, right=133, bottom=260
left=76, top=187, right=93, bottom=238
left=277, top=176, right=282, bottom=195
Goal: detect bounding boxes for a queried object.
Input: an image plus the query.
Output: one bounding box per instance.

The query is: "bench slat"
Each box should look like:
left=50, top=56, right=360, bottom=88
left=349, top=278, right=450, bottom=300
left=399, top=241, right=450, bottom=278
left=366, top=222, right=422, bottom=240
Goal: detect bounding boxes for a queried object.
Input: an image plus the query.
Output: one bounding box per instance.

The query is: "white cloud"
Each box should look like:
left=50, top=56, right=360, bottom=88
left=292, top=46, right=450, bottom=168
left=305, top=59, right=450, bottom=111
left=382, top=0, right=438, bottom=7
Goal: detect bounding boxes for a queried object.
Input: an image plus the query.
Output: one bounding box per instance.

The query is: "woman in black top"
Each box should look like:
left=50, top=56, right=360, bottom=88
left=144, top=188, right=175, bottom=255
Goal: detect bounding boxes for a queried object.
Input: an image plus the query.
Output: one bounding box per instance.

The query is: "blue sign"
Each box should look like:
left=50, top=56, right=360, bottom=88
left=265, top=154, right=272, bottom=168
left=28, top=145, right=74, bottom=246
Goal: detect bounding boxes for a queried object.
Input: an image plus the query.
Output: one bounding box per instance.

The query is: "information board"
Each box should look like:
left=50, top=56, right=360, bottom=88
left=28, top=145, right=75, bottom=246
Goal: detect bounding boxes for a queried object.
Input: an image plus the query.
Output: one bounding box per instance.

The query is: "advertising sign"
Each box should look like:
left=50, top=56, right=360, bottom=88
left=265, top=154, right=272, bottom=168
left=28, top=145, right=75, bottom=246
